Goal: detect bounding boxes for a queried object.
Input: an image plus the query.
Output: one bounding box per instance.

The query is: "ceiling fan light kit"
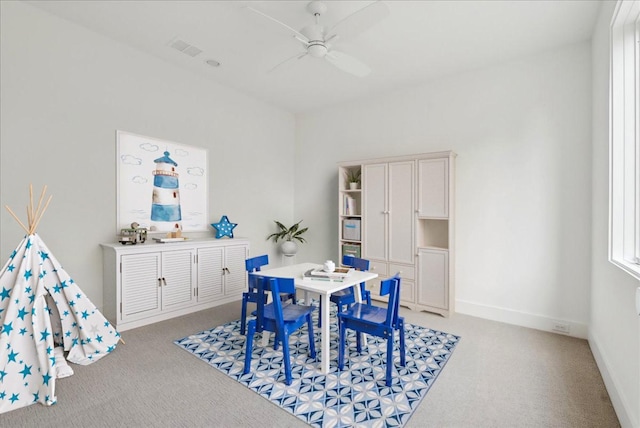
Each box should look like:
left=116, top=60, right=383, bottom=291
left=247, top=1, right=389, bottom=77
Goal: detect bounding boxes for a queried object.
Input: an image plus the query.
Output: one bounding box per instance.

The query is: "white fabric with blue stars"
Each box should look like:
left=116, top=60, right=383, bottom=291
left=0, top=234, right=120, bottom=414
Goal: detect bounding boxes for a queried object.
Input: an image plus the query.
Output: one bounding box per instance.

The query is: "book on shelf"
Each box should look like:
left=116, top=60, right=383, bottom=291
left=343, top=194, right=357, bottom=215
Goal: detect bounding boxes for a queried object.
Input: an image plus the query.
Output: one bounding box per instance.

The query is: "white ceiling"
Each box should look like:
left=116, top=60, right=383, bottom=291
left=26, top=0, right=601, bottom=113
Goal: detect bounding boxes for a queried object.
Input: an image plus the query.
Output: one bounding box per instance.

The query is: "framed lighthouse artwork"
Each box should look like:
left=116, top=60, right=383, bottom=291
left=116, top=130, right=208, bottom=233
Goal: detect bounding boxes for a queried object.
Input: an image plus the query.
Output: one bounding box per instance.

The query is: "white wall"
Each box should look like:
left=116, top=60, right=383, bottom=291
left=0, top=1, right=296, bottom=308
left=296, top=42, right=593, bottom=338
left=590, top=1, right=640, bottom=426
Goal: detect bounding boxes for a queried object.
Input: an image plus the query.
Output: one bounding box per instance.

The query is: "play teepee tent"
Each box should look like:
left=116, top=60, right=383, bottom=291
left=0, top=186, right=120, bottom=414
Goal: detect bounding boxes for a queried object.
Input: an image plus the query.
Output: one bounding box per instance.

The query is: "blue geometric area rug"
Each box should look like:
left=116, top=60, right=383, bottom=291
left=174, top=306, right=460, bottom=428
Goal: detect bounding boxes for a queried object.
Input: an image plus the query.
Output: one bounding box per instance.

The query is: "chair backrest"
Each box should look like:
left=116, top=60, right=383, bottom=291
left=379, top=273, right=401, bottom=327
left=342, top=255, right=371, bottom=297
left=245, top=254, right=269, bottom=272
left=342, top=255, right=370, bottom=272
left=246, top=255, right=269, bottom=292
left=250, top=274, right=296, bottom=328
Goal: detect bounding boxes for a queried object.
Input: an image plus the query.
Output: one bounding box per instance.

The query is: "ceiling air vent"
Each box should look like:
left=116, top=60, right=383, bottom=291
left=169, top=38, right=203, bottom=57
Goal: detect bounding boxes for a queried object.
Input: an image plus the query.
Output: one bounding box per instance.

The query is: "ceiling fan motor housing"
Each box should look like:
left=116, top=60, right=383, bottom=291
left=301, top=25, right=328, bottom=57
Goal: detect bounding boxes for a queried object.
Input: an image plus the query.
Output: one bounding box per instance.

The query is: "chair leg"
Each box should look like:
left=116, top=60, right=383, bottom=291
left=243, top=320, right=256, bottom=375
left=317, top=299, right=322, bottom=327
left=385, top=330, right=394, bottom=387
left=356, top=331, right=362, bottom=354
left=398, top=317, right=406, bottom=366
left=282, top=335, right=292, bottom=385
left=240, top=296, right=248, bottom=335
left=306, top=314, right=316, bottom=358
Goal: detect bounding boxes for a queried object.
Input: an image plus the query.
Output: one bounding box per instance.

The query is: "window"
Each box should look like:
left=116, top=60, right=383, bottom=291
left=610, top=0, right=640, bottom=280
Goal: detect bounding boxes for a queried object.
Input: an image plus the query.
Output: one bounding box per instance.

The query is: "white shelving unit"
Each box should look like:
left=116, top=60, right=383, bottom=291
left=338, top=165, right=363, bottom=260
left=338, top=151, right=456, bottom=317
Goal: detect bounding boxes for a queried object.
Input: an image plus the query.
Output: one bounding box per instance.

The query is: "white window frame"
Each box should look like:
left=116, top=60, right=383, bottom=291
left=609, top=0, right=640, bottom=281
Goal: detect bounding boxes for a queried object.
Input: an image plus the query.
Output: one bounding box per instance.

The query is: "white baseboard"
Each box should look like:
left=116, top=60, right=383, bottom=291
left=455, top=299, right=588, bottom=339
left=589, top=331, right=637, bottom=428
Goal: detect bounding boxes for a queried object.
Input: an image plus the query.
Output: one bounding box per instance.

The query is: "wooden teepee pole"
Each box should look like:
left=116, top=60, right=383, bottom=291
left=5, top=205, right=29, bottom=234
left=29, top=195, right=52, bottom=234
left=33, top=185, right=48, bottom=227
left=5, top=184, right=51, bottom=235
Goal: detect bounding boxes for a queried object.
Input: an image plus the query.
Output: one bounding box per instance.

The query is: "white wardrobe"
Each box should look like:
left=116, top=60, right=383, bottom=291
left=338, top=151, right=455, bottom=316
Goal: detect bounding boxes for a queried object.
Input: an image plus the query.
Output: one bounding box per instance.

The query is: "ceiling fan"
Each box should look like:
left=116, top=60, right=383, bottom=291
left=246, top=1, right=389, bottom=77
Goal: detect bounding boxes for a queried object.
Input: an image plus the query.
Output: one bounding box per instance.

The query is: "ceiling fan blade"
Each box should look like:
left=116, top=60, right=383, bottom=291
left=327, top=1, right=390, bottom=42
left=245, top=6, right=310, bottom=43
left=268, top=51, right=308, bottom=74
left=325, top=50, right=371, bottom=77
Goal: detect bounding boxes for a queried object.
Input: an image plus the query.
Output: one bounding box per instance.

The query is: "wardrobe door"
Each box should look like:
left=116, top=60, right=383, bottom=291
left=362, top=163, right=387, bottom=261
left=388, top=161, right=414, bottom=265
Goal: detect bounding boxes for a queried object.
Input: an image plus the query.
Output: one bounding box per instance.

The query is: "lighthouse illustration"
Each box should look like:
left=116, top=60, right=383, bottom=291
left=150, top=150, right=182, bottom=232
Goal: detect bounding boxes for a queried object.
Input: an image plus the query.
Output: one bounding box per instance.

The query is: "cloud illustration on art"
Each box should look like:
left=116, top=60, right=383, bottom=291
left=140, top=143, right=158, bottom=152
left=121, top=155, right=142, bottom=165
left=187, top=167, right=204, bottom=176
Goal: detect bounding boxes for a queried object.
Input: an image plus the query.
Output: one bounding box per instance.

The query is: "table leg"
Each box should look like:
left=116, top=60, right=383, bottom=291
left=319, top=293, right=331, bottom=374
left=353, top=283, right=368, bottom=346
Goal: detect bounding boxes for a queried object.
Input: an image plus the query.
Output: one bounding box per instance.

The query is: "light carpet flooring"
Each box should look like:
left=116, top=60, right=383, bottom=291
left=2, top=300, right=619, bottom=427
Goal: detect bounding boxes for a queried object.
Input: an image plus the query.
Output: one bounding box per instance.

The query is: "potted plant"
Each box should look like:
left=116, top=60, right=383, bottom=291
left=266, top=220, right=308, bottom=257
left=345, top=169, right=361, bottom=190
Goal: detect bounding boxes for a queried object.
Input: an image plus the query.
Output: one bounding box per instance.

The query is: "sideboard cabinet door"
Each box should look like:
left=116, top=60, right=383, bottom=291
left=223, top=245, right=249, bottom=296
left=120, top=253, right=162, bottom=322
left=196, top=247, right=224, bottom=303
left=161, top=249, right=196, bottom=311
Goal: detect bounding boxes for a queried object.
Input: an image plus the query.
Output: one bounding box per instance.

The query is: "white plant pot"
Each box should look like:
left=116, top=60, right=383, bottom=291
left=349, top=182, right=359, bottom=190
left=280, top=240, right=298, bottom=257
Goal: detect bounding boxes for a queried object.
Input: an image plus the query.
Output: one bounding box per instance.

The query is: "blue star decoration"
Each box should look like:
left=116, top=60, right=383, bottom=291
left=211, top=215, right=237, bottom=239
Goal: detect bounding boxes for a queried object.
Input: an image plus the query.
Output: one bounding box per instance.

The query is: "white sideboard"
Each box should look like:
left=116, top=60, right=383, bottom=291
left=101, top=238, right=249, bottom=331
